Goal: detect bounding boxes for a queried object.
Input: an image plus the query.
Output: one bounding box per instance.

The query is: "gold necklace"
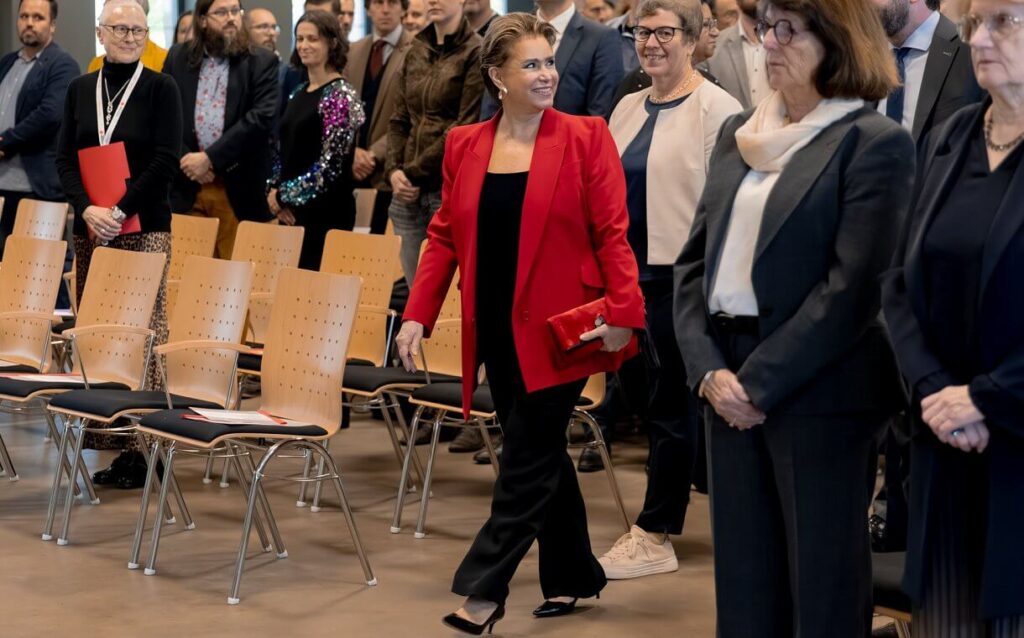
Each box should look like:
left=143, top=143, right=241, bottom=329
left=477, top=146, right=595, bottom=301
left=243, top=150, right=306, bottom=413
left=649, top=68, right=698, bottom=104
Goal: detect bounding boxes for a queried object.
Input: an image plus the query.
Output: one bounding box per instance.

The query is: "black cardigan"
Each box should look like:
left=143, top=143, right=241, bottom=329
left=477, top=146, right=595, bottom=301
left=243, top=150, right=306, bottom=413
left=56, top=61, right=182, bottom=236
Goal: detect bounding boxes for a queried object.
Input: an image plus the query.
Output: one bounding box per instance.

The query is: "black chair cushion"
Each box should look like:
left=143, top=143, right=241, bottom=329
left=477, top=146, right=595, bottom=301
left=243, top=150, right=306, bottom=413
left=411, top=382, right=494, bottom=414
left=872, top=551, right=911, bottom=612
left=49, top=390, right=222, bottom=418
left=52, top=318, right=76, bottom=334
left=0, top=363, right=40, bottom=373
left=139, top=409, right=329, bottom=443
left=343, top=366, right=458, bottom=393
left=0, top=377, right=129, bottom=399
left=237, top=354, right=375, bottom=374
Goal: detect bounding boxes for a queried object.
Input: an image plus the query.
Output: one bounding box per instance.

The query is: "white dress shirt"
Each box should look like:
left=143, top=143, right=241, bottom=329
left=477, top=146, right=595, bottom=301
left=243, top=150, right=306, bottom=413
left=740, top=24, right=771, bottom=108
left=877, top=10, right=940, bottom=132
left=540, top=3, right=576, bottom=53
left=373, top=25, right=404, bottom=65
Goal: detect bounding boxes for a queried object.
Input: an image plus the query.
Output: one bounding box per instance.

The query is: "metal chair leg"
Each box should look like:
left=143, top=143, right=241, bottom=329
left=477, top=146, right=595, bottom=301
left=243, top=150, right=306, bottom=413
left=390, top=405, right=426, bottom=534
left=143, top=444, right=177, bottom=575
left=227, top=462, right=263, bottom=605
left=895, top=620, right=912, bottom=638
left=309, top=438, right=332, bottom=512
left=42, top=416, right=74, bottom=541
left=476, top=417, right=500, bottom=476
left=381, top=398, right=423, bottom=487
left=56, top=419, right=89, bottom=546
left=414, top=411, right=445, bottom=539
left=390, top=394, right=426, bottom=485
left=317, top=443, right=376, bottom=586
left=128, top=439, right=162, bottom=569
left=45, top=411, right=94, bottom=501
left=240, top=445, right=287, bottom=558
left=0, top=432, right=17, bottom=482
left=295, top=449, right=314, bottom=507
left=579, top=411, right=631, bottom=532
left=228, top=449, right=273, bottom=553
left=202, top=450, right=215, bottom=484
left=219, top=456, right=231, bottom=488
left=142, top=437, right=194, bottom=529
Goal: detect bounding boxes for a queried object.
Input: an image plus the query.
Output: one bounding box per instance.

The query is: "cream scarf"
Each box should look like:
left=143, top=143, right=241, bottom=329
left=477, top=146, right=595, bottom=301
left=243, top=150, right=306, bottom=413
left=735, top=91, right=865, bottom=172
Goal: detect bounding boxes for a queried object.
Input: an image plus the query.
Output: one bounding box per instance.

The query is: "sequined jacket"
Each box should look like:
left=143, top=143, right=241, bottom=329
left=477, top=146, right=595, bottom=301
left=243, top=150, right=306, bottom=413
left=270, top=78, right=365, bottom=207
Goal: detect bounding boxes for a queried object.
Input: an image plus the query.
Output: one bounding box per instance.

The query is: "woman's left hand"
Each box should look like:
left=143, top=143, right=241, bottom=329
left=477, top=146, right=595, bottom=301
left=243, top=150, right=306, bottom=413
left=921, top=385, right=985, bottom=439
left=276, top=207, right=296, bottom=226
left=579, top=324, right=633, bottom=353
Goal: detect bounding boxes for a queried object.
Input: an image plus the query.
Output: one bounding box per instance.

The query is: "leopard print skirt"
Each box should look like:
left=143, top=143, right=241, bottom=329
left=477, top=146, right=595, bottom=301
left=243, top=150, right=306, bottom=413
left=73, top=232, right=171, bottom=451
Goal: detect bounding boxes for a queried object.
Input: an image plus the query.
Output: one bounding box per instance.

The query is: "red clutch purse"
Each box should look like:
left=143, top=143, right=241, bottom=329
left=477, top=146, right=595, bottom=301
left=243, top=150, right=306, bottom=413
left=546, top=297, right=638, bottom=357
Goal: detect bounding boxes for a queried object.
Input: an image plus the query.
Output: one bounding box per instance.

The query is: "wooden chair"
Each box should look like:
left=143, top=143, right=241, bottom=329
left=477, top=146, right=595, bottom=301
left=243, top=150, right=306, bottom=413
left=165, top=214, right=220, bottom=320
left=43, top=256, right=255, bottom=547
left=12, top=199, right=68, bottom=241
left=134, top=268, right=375, bottom=604
left=0, top=236, right=68, bottom=482
left=231, top=221, right=304, bottom=348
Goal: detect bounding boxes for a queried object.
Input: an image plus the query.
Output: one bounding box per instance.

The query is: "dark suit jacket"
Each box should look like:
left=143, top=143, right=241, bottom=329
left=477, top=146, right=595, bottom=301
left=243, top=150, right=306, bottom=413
left=0, top=43, right=80, bottom=199
left=881, top=101, right=1024, bottom=618
left=907, top=14, right=984, bottom=143
left=162, top=44, right=278, bottom=222
left=610, top=66, right=721, bottom=112
left=674, top=108, right=915, bottom=415
left=481, top=11, right=623, bottom=119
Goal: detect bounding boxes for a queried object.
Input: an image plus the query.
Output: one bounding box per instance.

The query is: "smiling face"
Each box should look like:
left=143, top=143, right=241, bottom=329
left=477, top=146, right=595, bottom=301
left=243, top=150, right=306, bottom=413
left=761, top=4, right=825, bottom=95
left=489, top=35, right=559, bottom=113
left=636, top=9, right=697, bottom=82
left=404, top=0, right=429, bottom=32
left=295, top=20, right=332, bottom=69
left=695, top=2, right=719, bottom=61
left=966, top=0, right=1024, bottom=95
left=97, top=3, right=148, bottom=64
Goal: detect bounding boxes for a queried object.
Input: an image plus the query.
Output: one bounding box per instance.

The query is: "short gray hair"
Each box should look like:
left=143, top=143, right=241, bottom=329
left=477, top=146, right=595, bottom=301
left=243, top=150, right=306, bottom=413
left=634, top=0, right=703, bottom=40
left=102, top=0, right=149, bottom=18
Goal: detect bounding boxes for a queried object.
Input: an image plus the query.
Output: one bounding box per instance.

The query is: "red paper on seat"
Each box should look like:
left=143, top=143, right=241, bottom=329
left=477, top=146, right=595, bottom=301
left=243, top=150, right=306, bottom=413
left=77, top=142, right=141, bottom=236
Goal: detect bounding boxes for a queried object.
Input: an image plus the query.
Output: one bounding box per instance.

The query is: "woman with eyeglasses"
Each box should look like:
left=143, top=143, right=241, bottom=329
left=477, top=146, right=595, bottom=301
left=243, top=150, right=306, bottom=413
left=54, top=0, right=182, bottom=487
left=673, top=0, right=915, bottom=634
left=883, top=0, right=1024, bottom=633
left=598, top=0, right=740, bottom=581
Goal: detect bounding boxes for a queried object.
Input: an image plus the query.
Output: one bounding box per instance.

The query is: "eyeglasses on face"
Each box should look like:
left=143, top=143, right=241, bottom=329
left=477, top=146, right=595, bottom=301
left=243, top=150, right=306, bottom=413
left=959, top=12, right=1024, bottom=42
left=100, top=24, right=150, bottom=39
left=251, top=22, right=280, bottom=32
left=207, top=6, right=244, bottom=20
left=703, top=18, right=719, bottom=32
left=755, top=18, right=801, bottom=45
left=633, top=26, right=686, bottom=43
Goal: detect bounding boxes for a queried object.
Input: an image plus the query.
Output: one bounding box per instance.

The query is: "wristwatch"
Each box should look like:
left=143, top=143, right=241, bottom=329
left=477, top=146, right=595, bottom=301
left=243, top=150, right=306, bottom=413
left=110, top=205, right=126, bottom=223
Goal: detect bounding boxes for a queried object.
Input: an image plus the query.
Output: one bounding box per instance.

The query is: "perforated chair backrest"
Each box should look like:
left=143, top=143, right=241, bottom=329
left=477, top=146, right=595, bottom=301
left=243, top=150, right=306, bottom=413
left=231, top=221, right=304, bottom=344
left=421, top=318, right=462, bottom=378
left=577, top=373, right=606, bottom=411
left=0, top=236, right=67, bottom=369
left=353, top=188, right=376, bottom=229
left=319, top=229, right=400, bottom=309
left=74, top=247, right=167, bottom=388
left=12, top=199, right=68, bottom=241
left=259, top=268, right=361, bottom=433
left=164, top=256, right=254, bottom=405
left=166, top=214, right=220, bottom=319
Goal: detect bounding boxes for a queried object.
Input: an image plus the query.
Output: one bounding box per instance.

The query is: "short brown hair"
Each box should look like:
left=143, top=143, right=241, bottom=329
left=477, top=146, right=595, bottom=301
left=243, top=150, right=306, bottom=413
left=305, top=0, right=342, bottom=14
left=291, top=10, right=349, bottom=72
left=634, top=0, right=704, bottom=41
left=765, top=0, right=898, bottom=101
left=479, top=13, right=558, bottom=100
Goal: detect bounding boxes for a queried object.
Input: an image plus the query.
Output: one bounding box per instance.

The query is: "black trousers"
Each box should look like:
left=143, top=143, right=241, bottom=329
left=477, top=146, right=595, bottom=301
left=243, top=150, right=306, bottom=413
left=369, top=189, right=391, bottom=235
left=452, top=350, right=604, bottom=605
left=635, top=278, right=700, bottom=534
left=0, top=189, right=32, bottom=259
left=708, top=329, right=881, bottom=638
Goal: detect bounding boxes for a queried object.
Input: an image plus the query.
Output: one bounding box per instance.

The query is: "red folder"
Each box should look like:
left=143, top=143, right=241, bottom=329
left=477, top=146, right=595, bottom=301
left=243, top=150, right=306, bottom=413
left=77, top=142, right=142, bottom=236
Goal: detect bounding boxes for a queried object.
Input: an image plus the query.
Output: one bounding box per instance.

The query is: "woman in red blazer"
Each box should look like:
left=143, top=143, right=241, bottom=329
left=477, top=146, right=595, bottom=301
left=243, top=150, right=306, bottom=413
left=395, top=13, right=644, bottom=635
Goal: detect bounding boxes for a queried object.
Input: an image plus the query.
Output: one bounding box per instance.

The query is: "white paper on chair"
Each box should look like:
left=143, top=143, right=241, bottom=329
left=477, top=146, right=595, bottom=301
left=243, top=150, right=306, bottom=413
left=2, top=373, right=86, bottom=383
left=186, top=408, right=311, bottom=427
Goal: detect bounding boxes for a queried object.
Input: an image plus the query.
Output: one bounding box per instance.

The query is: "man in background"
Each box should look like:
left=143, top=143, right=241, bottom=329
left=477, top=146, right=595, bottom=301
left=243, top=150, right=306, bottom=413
left=306, top=0, right=356, bottom=38
left=0, top=0, right=79, bottom=258
left=465, top=0, right=499, bottom=36
left=703, top=0, right=768, bottom=109
left=403, top=0, right=429, bottom=34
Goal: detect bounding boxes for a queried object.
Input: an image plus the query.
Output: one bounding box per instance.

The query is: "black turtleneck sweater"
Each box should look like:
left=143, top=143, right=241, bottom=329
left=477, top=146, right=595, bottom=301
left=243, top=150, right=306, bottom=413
left=56, top=60, right=182, bottom=236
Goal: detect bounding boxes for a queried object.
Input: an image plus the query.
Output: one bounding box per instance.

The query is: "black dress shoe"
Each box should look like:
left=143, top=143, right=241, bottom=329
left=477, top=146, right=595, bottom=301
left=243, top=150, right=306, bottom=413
left=533, top=598, right=577, bottom=617
left=442, top=605, right=505, bottom=635
left=576, top=448, right=604, bottom=473
left=92, top=450, right=143, bottom=486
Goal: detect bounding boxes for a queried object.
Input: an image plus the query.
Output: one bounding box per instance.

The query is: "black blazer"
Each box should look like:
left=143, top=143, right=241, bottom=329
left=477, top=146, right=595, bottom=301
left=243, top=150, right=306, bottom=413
left=481, top=11, right=623, bottom=119
left=881, top=101, right=1024, bottom=618
left=674, top=107, right=915, bottom=415
left=162, top=44, right=279, bottom=222
left=0, top=43, right=79, bottom=199
left=909, top=14, right=983, bottom=143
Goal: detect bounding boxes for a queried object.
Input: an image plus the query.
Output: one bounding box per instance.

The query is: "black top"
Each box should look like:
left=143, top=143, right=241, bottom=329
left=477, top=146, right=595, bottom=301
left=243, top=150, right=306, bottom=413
left=922, top=123, right=1024, bottom=381
left=622, top=94, right=688, bottom=282
left=475, top=171, right=529, bottom=363
left=56, top=61, right=182, bottom=236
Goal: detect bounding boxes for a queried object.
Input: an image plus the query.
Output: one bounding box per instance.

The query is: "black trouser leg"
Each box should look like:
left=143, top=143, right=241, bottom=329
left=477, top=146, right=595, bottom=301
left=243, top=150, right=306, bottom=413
left=369, top=189, right=391, bottom=235
left=0, top=190, right=30, bottom=260
left=635, top=280, right=699, bottom=535
left=879, top=416, right=911, bottom=549
left=452, top=357, right=599, bottom=604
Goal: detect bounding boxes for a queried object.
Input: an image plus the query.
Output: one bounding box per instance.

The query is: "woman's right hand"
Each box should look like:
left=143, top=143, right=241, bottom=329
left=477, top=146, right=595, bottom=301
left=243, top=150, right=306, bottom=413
left=702, top=369, right=766, bottom=429
left=82, top=205, right=123, bottom=243
left=396, top=320, right=425, bottom=372
left=390, top=169, right=420, bottom=204
left=267, top=189, right=281, bottom=215
left=276, top=207, right=296, bottom=226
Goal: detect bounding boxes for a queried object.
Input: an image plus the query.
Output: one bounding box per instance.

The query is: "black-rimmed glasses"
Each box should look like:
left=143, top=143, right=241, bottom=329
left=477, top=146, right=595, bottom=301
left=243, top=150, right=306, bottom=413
left=755, top=18, right=798, bottom=45
left=99, top=24, right=150, bottom=40
left=208, top=6, right=244, bottom=20
left=633, top=26, right=686, bottom=43
left=959, top=12, right=1024, bottom=41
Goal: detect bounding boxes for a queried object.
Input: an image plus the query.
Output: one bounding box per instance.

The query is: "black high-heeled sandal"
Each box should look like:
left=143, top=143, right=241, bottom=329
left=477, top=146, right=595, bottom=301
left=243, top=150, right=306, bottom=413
left=533, top=592, right=599, bottom=618
left=442, top=604, right=505, bottom=635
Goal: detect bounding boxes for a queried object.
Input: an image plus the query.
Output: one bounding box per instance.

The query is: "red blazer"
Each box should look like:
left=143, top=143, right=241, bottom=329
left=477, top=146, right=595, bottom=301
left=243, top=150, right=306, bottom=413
left=403, top=108, right=646, bottom=418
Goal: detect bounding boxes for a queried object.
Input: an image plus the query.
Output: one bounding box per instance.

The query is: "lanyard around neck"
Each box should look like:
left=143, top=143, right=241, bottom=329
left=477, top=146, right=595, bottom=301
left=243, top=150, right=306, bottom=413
left=95, top=61, right=144, bottom=146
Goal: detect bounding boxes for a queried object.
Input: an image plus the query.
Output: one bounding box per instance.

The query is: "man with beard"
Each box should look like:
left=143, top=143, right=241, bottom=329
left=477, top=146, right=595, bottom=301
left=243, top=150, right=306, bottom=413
left=873, top=0, right=981, bottom=142
left=87, top=0, right=167, bottom=73
left=163, top=0, right=279, bottom=258
left=703, top=0, right=768, bottom=108
left=0, top=0, right=79, bottom=258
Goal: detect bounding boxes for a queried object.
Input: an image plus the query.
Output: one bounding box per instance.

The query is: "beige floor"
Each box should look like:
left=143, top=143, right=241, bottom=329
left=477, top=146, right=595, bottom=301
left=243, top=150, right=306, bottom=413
left=0, top=403, right=896, bottom=637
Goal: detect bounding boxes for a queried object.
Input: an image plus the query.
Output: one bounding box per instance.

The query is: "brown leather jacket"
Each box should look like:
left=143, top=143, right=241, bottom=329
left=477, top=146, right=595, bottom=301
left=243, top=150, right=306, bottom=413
left=386, top=18, right=484, bottom=192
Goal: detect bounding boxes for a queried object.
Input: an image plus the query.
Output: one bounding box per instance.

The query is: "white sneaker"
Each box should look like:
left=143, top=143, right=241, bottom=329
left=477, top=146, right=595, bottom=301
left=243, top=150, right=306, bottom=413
left=598, top=525, right=679, bottom=579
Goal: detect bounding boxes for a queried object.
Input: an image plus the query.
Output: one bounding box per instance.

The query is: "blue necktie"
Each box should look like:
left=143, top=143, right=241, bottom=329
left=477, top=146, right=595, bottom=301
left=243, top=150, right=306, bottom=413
left=886, top=47, right=912, bottom=124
